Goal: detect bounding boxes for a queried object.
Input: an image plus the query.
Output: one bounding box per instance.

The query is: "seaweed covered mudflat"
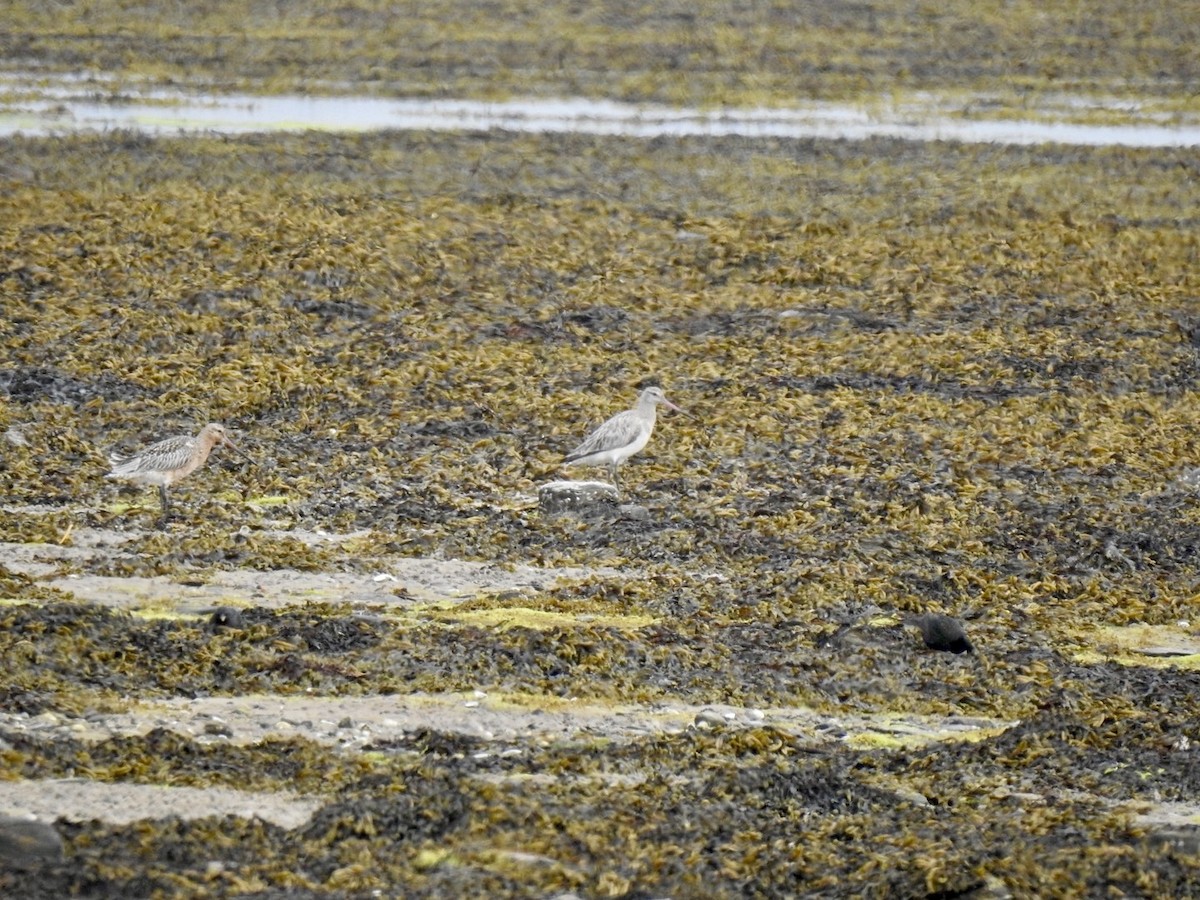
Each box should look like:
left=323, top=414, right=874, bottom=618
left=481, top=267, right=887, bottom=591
left=3, top=0, right=1199, bottom=112
left=2, top=106, right=1200, bottom=900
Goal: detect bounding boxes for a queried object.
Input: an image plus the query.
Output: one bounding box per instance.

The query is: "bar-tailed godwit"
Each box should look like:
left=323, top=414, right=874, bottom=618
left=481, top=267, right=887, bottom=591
left=106, top=422, right=249, bottom=519
left=563, top=387, right=685, bottom=490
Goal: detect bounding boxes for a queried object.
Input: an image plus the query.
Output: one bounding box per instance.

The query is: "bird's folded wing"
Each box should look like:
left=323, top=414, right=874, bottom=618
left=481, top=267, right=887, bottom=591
left=565, top=411, right=640, bottom=460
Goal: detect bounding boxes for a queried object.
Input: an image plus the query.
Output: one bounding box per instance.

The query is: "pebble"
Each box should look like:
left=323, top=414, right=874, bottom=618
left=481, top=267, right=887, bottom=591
left=617, top=503, right=650, bottom=521
left=694, top=709, right=727, bottom=730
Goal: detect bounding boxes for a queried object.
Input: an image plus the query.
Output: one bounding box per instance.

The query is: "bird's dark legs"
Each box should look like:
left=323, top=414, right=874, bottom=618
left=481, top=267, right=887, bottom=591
left=609, top=463, right=621, bottom=493
left=157, top=485, right=172, bottom=527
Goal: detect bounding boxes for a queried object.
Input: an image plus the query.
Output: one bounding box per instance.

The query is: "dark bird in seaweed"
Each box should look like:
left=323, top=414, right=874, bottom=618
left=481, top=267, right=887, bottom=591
left=906, top=613, right=974, bottom=654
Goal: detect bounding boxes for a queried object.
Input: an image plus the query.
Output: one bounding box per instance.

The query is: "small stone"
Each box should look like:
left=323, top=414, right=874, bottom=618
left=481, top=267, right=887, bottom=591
left=0, top=815, right=64, bottom=870
left=694, top=709, right=727, bottom=730
left=204, top=721, right=233, bottom=737
left=891, top=787, right=931, bottom=808
left=618, top=503, right=650, bottom=521
left=337, top=716, right=354, bottom=729
left=905, top=613, right=974, bottom=654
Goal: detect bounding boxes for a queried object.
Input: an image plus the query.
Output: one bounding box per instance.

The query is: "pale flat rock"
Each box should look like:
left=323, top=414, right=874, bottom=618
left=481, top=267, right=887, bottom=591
left=0, top=778, right=321, bottom=829
left=538, top=479, right=619, bottom=514
left=1135, top=645, right=1200, bottom=658
left=0, top=697, right=1017, bottom=830
left=5, top=694, right=1014, bottom=751
left=0, top=524, right=623, bottom=611
left=1134, top=800, right=1200, bottom=855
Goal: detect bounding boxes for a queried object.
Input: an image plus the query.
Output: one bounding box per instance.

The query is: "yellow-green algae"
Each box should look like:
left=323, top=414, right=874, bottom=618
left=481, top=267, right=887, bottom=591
left=1071, top=623, right=1200, bottom=670
left=439, top=605, right=657, bottom=633
left=844, top=714, right=1013, bottom=751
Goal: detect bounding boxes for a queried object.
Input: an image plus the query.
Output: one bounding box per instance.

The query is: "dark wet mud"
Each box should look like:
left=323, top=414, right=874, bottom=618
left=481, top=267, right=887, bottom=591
left=2, top=14, right=1200, bottom=893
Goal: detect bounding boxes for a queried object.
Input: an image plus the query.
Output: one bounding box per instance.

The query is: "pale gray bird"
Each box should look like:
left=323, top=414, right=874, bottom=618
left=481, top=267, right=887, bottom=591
left=563, top=387, right=685, bottom=490
left=106, top=422, right=249, bottom=519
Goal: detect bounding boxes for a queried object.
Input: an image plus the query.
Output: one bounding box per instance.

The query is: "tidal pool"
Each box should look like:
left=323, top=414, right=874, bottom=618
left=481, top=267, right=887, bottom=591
left=2, top=75, right=1198, bottom=146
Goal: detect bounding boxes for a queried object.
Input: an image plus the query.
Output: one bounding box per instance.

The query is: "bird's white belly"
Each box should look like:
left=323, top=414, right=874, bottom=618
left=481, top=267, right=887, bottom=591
left=587, top=429, right=650, bottom=466
left=122, top=470, right=175, bottom=487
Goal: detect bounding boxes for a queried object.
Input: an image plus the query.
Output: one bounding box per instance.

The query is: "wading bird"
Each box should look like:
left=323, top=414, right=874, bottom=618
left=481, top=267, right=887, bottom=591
left=563, top=387, right=686, bottom=491
left=106, top=422, right=249, bottom=521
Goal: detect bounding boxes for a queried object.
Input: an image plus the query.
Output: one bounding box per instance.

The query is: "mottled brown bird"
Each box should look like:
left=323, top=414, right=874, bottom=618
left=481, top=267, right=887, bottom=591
left=106, top=422, right=249, bottom=519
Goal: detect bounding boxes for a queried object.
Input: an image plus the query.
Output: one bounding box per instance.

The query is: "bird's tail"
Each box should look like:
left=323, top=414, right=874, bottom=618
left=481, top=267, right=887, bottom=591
left=106, top=452, right=134, bottom=477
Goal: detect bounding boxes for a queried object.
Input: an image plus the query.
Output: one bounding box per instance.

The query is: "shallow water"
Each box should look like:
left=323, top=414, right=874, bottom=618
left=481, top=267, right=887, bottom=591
left=2, top=76, right=1199, bottom=146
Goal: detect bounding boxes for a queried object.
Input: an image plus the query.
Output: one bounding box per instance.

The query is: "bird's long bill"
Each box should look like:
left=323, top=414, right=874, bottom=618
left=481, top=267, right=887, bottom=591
left=222, top=435, right=253, bottom=461
left=664, top=399, right=693, bottom=419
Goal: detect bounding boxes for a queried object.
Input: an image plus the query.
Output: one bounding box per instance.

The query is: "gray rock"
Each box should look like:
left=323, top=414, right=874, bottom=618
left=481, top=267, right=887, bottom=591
left=1146, top=825, right=1200, bottom=855
left=0, top=815, right=64, bottom=869
left=538, top=480, right=619, bottom=514
left=694, top=709, right=729, bottom=730
left=617, top=503, right=651, bottom=521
